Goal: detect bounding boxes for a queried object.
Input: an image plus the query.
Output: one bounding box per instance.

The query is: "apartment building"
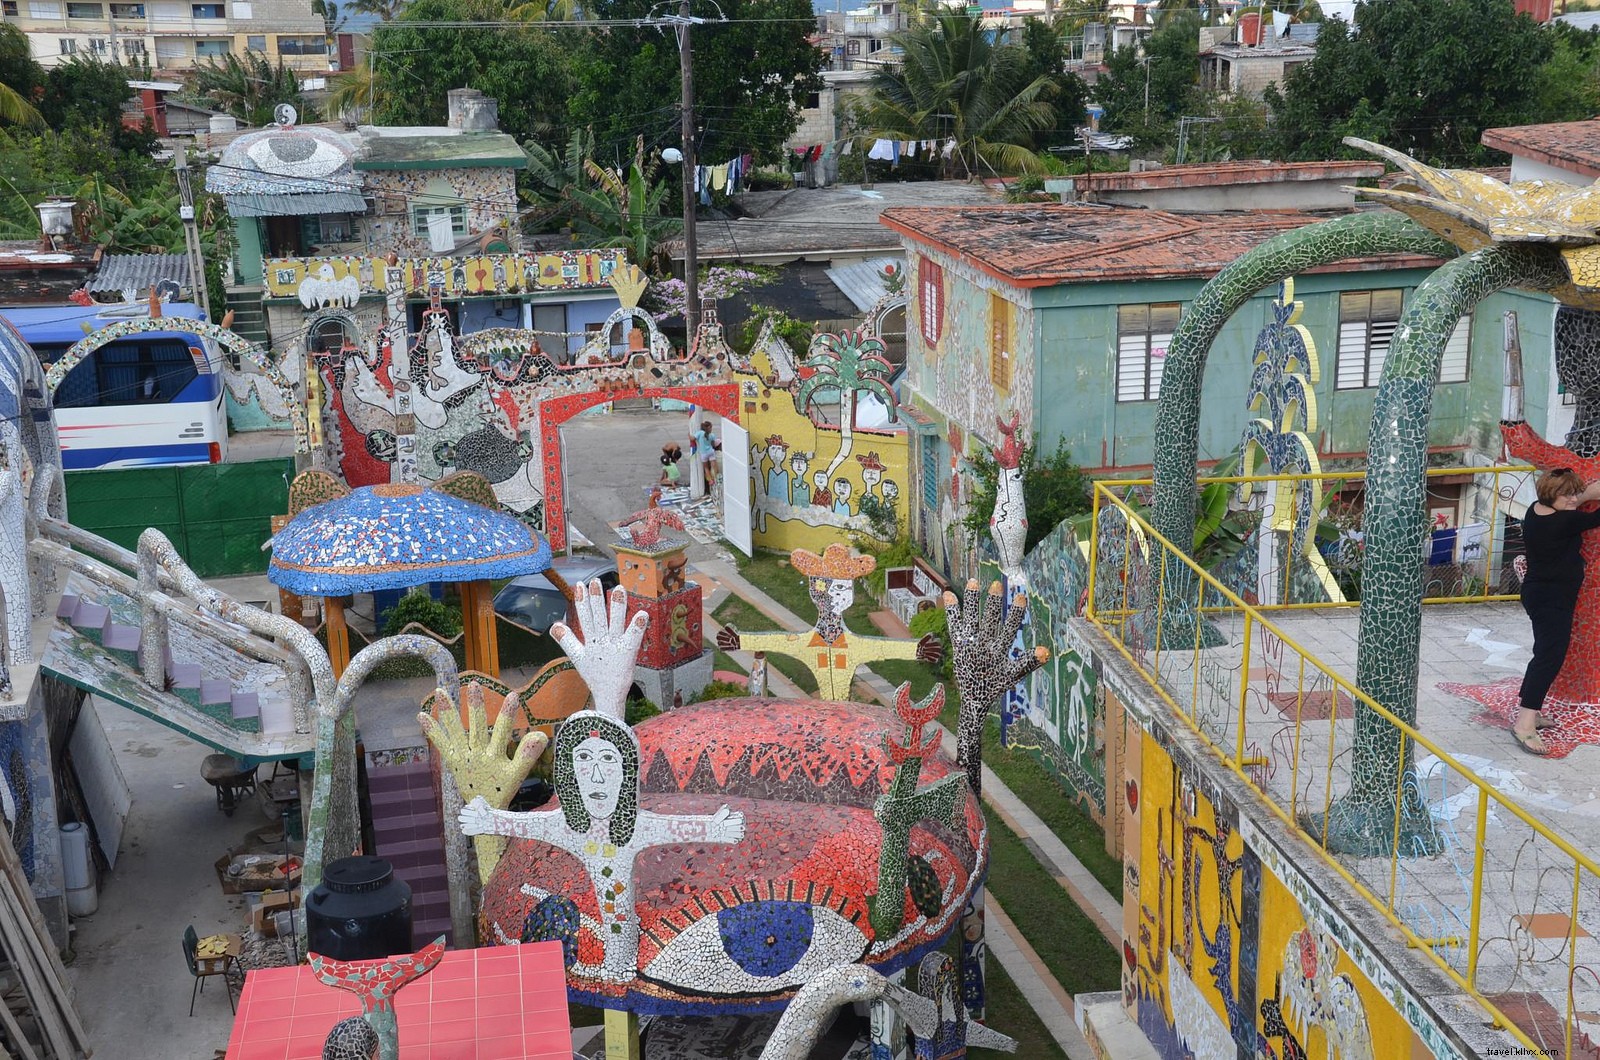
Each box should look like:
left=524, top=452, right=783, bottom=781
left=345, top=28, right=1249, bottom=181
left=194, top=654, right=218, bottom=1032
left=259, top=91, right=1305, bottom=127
left=1, top=0, right=330, bottom=72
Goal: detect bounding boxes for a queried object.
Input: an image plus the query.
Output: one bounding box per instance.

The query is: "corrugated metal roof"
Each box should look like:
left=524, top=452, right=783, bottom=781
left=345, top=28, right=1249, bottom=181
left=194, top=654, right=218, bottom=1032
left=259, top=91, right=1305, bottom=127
left=824, top=255, right=899, bottom=312
left=223, top=191, right=369, bottom=217
left=86, top=254, right=191, bottom=298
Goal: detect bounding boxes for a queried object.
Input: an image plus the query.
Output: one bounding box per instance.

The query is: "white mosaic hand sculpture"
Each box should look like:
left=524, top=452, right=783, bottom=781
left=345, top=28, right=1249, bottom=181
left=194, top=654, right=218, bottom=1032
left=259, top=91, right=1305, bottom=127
left=551, top=579, right=649, bottom=720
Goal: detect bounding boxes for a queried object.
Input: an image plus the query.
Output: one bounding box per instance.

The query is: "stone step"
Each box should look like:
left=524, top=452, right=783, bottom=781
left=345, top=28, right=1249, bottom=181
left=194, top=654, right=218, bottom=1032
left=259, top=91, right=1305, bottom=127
left=368, top=787, right=436, bottom=816
left=365, top=762, right=433, bottom=791
left=231, top=692, right=261, bottom=721
left=102, top=622, right=141, bottom=666
left=371, top=812, right=442, bottom=844
left=55, top=595, right=79, bottom=620
left=199, top=678, right=233, bottom=707
left=1073, top=991, right=1159, bottom=1060
left=69, top=602, right=109, bottom=644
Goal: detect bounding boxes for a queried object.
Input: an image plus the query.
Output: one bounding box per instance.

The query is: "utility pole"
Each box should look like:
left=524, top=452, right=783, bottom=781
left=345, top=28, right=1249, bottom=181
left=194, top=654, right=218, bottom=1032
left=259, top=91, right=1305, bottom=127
left=174, top=144, right=211, bottom=320
left=676, top=0, right=700, bottom=343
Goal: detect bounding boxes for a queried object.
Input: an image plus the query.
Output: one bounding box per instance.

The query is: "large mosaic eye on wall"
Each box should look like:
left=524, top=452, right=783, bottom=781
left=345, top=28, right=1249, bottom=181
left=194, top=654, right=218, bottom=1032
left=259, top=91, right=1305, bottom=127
left=641, top=900, right=868, bottom=995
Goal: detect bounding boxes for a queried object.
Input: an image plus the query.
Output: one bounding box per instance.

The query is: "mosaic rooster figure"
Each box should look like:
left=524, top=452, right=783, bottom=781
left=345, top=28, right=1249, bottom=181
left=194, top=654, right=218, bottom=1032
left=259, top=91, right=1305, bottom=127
left=989, top=412, right=1028, bottom=585
left=620, top=490, right=688, bottom=550
left=1278, top=924, right=1375, bottom=1060
left=309, top=936, right=446, bottom=1060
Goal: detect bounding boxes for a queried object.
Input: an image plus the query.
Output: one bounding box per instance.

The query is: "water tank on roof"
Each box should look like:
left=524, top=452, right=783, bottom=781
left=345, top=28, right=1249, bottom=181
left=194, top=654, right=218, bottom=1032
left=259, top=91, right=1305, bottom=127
left=209, top=114, right=238, bottom=135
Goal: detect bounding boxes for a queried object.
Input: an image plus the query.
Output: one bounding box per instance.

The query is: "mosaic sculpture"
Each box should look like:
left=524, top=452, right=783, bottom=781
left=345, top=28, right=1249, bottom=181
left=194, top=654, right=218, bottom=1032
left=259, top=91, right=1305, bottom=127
left=550, top=579, right=651, bottom=719
left=1239, top=278, right=1343, bottom=604
left=1278, top=923, right=1375, bottom=1060
left=321, top=1017, right=379, bottom=1060
left=715, top=544, right=944, bottom=700
left=0, top=322, right=65, bottom=678
left=309, top=935, right=445, bottom=1060
left=418, top=682, right=548, bottom=883
left=1142, top=138, right=1600, bottom=854
left=989, top=412, right=1028, bottom=584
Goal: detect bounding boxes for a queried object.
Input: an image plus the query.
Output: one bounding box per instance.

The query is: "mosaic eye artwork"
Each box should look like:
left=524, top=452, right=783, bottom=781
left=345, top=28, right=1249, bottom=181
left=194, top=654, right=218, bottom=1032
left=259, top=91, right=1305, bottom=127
left=640, top=899, right=870, bottom=994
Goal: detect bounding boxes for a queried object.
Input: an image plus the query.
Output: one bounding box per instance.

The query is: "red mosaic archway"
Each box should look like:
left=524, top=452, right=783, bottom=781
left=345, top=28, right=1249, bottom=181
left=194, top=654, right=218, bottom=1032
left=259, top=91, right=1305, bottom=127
left=539, top=382, right=740, bottom=550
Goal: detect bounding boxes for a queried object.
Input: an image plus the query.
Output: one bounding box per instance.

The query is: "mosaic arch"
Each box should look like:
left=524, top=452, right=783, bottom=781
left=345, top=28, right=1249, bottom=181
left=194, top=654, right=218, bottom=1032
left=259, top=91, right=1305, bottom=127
left=45, top=316, right=309, bottom=453
left=1145, top=141, right=1587, bottom=856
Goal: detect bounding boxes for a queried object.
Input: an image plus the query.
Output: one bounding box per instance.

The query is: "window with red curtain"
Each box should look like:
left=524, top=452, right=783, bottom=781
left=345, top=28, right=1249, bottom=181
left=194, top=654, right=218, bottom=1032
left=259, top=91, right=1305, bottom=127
left=919, top=257, right=944, bottom=347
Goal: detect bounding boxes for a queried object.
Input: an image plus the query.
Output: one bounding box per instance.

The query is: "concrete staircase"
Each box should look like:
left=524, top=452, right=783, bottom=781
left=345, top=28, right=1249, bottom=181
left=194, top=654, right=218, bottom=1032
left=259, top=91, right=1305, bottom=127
left=223, top=287, right=270, bottom=348
left=54, top=592, right=262, bottom=732
left=366, top=759, right=453, bottom=947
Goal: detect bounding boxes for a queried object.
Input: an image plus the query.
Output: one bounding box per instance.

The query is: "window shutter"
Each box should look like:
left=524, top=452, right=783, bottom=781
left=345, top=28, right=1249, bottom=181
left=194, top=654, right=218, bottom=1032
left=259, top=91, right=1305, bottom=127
left=1367, top=319, right=1398, bottom=384
left=1336, top=322, right=1368, bottom=389
left=1149, top=329, right=1172, bottom=401
left=1117, top=334, right=1148, bottom=402
left=1439, top=316, right=1471, bottom=383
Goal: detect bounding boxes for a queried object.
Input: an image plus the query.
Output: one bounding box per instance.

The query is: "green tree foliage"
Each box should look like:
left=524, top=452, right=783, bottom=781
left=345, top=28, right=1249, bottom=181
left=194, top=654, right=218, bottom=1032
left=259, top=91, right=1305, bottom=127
left=567, top=0, right=822, bottom=165
left=1531, top=22, right=1600, bottom=125
left=372, top=0, right=577, bottom=141
left=0, top=24, right=44, bottom=127
left=1092, top=12, right=1202, bottom=147
left=1264, top=0, right=1556, bottom=165
left=568, top=155, right=682, bottom=273
left=350, top=0, right=407, bottom=17
left=1018, top=18, right=1090, bottom=152
left=191, top=52, right=318, bottom=127
left=855, top=4, right=1060, bottom=177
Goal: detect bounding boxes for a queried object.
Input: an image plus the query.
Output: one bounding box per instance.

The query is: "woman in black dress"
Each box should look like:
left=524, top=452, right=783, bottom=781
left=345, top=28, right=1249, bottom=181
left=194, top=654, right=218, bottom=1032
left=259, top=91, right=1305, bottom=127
left=1516, top=468, right=1600, bottom=754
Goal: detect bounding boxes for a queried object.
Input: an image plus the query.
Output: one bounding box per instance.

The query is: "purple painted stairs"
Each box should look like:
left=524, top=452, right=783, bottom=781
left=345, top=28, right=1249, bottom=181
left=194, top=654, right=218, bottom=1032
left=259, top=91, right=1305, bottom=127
left=366, top=759, right=454, bottom=947
left=53, top=593, right=261, bottom=730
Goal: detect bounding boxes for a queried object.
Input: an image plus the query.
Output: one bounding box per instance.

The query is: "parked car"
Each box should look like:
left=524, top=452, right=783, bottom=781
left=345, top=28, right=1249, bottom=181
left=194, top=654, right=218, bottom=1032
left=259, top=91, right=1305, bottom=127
left=493, top=556, right=619, bottom=632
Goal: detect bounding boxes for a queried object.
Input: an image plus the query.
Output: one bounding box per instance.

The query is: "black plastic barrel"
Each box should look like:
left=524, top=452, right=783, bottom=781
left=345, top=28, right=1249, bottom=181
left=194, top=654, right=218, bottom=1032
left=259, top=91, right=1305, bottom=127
left=304, top=856, right=413, bottom=960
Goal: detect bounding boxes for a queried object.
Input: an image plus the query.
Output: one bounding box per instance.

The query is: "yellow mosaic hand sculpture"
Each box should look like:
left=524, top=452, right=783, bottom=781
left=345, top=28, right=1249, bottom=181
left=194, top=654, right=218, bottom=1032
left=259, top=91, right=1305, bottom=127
left=419, top=682, right=548, bottom=883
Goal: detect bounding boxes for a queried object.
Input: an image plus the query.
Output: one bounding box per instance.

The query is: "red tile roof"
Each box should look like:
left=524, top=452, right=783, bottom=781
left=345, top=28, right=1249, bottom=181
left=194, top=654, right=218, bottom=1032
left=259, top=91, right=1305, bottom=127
left=1482, top=120, right=1600, bottom=179
left=224, top=942, right=572, bottom=1060
left=1075, top=159, right=1383, bottom=193
left=878, top=204, right=1446, bottom=288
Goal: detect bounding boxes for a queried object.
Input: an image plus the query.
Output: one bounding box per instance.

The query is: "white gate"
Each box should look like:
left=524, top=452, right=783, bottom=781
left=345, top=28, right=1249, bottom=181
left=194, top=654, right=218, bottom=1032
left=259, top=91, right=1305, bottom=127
left=721, top=418, right=753, bottom=556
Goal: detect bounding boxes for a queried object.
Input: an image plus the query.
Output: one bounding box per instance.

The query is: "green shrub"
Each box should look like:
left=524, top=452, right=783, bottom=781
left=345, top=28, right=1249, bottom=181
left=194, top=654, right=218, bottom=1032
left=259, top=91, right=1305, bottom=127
left=909, top=605, right=952, bottom=680
left=625, top=696, right=661, bottom=725
left=737, top=306, right=815, bottom=358
left=382, top=589, right=463, bottom=638
left=962, top=439, right=1092, bottom=555
left=689, top=679, right=749, bottom=703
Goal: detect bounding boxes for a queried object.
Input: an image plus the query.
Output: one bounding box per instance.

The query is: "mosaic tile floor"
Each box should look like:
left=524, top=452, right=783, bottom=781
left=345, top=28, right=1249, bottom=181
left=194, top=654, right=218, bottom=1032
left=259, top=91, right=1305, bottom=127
left=1128, top=602, right=1600, bottom=1052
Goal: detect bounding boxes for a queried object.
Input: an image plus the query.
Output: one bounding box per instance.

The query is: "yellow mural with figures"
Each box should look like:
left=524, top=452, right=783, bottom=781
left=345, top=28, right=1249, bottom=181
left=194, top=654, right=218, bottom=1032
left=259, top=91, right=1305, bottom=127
left=262, top=248, right=628, bottom=303
left=1127, top=729, right=1428, bottom=1060
left=734, top=356, right=910, bottom=553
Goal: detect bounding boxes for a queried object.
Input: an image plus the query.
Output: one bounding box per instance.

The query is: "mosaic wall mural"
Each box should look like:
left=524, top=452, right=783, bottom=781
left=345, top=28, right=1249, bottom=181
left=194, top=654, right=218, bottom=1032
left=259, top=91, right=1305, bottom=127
left=1127, top=716, right=1430, bottom=1060
left=739, top=328, right=910, bottom=551
left=263, top=249, right=628, bottom=302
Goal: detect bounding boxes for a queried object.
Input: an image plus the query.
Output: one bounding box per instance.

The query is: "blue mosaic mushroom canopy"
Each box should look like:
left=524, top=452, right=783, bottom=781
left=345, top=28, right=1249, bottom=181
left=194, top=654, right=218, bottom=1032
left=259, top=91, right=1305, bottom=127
left=268, top=482, right=553, bottom=594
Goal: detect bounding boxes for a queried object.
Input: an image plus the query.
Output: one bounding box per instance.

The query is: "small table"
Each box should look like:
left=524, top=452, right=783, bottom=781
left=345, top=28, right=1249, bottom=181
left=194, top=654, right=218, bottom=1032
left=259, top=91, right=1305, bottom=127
left=201, top=755, right=257, bottom=817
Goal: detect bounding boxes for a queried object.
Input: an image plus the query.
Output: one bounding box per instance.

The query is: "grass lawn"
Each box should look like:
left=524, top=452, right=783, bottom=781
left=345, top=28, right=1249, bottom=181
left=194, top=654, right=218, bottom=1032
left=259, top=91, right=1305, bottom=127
left=710, top=596, right=820, bottom=695
left=736, top=551, right=879, bottom=635
left=983, top=802, right=1122, bottom=996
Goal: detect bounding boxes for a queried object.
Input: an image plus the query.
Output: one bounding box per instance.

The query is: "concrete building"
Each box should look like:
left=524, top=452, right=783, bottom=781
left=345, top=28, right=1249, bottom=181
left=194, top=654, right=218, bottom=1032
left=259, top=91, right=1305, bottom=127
left=1199, top=20, right=1318, bottom=97
left=877, top=202, right=1563, bottom=582
left=1, top=0, right=330, bottom=73
left=1070, top=159, right=1384, bottom=211
left=814, top=0, right=904, bottom=71
left=1481, top=118, right=1600, bottom=185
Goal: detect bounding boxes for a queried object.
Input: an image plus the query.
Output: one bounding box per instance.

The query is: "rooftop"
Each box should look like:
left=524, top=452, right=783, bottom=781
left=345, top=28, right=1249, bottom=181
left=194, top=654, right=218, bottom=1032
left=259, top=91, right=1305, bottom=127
left=1202, top=35, right=1317, bottom=57
left=355, top=126, right=528, bottom=170
left=1481, top=119, right=1600, bottom=179
left=879, top=203, right=1444, bottom=287
left=685, top=180, right=1004, bottom=263
left=1074, top=159, right=1384, bottom=194
left=0, top=241, right=102, bottom=303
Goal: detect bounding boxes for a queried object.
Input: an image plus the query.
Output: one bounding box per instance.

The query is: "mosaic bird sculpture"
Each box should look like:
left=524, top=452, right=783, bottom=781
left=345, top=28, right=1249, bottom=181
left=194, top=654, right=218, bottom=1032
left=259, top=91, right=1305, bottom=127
left=310, top=936, right=445, bottom=1060
left=1278, top=926, right=1375, bottom=1060
left=989, top=411, right=1028, bottom=584
left=1344, top=136, right=1600, bottom=308
left=620, top=491, right=688, bottom=550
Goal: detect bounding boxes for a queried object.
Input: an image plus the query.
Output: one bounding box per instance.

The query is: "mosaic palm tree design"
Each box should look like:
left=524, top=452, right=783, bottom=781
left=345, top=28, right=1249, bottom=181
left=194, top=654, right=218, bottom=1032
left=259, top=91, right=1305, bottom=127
left=1146, top=141, right=1582, bottom=856
left=794, top=330, right=898, bottom=483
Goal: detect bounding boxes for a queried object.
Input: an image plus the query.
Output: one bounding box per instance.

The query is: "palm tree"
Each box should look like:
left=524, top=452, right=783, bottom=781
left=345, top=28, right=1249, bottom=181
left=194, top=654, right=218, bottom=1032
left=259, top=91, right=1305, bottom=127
left=191, top=53, right=309, bottom=126
left=326, top=63, right=384, bottom=122
left=521, top=128, right=594, bottom=228
left=854, top=3, right=1059, bottom=178
left=568, top=159, right=680, bottom=274
left=0, top=24, right=43, bottom=127
left=350, top=0, right=407, bottom=18
left=794, top=331, right=897, bottom=481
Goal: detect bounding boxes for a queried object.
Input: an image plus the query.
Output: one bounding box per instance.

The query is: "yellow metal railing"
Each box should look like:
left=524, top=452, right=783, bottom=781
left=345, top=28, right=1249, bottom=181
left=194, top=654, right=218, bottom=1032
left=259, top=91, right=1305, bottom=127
left=1086, top=475, right=1600, bottom=1059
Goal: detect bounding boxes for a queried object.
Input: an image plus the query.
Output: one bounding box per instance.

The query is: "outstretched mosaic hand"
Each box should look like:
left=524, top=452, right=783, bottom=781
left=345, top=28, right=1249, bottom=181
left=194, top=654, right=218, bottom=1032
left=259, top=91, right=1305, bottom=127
left=704, top=804, right=747, bottom=844
left=419, top=683, right=548, bottom=882
left=944, top=579, right=1048, bottom=796
left=552, top=578, right=649, bottom=719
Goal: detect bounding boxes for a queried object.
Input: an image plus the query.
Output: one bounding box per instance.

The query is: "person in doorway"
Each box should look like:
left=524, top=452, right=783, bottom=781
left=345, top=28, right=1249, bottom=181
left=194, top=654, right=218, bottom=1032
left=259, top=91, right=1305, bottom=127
left=695, top=419, right=720, bottom=490
left=1515, top=467, right=1600, bottom=755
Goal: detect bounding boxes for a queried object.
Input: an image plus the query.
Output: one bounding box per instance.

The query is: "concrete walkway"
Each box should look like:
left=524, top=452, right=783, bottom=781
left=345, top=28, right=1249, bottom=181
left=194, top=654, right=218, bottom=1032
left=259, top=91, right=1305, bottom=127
left=693, top=556, right=1115, bottom=1060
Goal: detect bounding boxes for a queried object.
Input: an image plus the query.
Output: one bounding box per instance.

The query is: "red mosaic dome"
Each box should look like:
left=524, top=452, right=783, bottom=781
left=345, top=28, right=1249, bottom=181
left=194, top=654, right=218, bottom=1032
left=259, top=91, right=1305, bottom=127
left=478, top=698, right=987, bottom=1015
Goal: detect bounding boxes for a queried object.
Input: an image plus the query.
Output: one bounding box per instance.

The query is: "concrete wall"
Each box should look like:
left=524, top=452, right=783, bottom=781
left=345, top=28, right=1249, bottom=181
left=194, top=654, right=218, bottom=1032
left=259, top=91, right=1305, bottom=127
left=362, top=166, right=520, bottom=256
left=1092, top=180, right=1356, bottom=211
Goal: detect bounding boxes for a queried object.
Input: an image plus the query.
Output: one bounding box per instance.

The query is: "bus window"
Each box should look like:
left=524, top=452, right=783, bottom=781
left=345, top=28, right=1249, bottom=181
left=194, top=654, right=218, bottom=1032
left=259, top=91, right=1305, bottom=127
left=53, top=339, right=198, bottom=408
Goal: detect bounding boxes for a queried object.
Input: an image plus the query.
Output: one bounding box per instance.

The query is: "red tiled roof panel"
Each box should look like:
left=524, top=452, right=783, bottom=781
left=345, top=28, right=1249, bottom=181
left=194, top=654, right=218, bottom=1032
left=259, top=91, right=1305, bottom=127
left=224, top=942, right=573, bottom=1059
left=879, top=204, right=1442, bottom=286
left=1482, top=120, right=1600, bottom=178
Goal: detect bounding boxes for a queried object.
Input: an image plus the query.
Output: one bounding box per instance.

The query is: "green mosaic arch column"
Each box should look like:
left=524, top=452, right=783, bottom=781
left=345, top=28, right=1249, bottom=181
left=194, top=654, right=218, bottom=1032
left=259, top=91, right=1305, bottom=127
left=1318, top=243, right=1568, bottom=856
left=1150, top=213, right=1454, bottom=550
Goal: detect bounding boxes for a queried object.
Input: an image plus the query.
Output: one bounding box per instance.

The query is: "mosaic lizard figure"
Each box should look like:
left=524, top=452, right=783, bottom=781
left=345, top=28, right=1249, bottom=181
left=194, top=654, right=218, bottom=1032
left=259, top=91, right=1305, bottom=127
left=715, top=544, right=943, bottom=700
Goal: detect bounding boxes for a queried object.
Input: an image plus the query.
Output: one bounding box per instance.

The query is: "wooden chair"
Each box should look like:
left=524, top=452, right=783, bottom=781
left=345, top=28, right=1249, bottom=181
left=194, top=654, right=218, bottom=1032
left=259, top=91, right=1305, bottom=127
left=182, top=926, right=236, bottom=1016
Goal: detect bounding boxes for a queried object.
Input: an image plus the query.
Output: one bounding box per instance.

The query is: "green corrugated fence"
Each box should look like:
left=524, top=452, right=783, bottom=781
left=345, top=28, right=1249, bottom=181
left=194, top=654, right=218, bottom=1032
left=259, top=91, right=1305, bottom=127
left=64, top=459, right=293, bottom=577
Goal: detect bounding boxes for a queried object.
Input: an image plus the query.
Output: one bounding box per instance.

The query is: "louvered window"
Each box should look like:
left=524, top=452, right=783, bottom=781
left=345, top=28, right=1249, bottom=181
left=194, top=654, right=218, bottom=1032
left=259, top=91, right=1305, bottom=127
left=1336, top=289, right=1403, bottom=389
left=1438, top=315, right=1471, bottom=384
left=1117, top=302, right=1180, bottom=402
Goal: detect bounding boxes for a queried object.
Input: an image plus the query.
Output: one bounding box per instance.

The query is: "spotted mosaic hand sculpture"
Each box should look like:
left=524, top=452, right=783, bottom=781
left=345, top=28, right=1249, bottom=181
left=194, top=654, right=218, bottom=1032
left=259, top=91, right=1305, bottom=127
left=551, top=578, right=649, bottom=719
left=944, top=579, right=1049, bottom=798
left=419, top=682, right=548, bottom=883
